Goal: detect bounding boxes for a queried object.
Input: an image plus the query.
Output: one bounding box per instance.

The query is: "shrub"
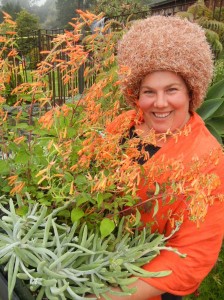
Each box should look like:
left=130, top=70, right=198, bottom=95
left=0, top=10, right=223, bottom=300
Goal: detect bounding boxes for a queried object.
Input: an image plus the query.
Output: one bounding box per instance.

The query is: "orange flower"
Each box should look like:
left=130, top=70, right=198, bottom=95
left=76, top=10, right=98, bottom=23
left=10, top=182, right=25, bottom=195
left=0, top=96, right=6, bottom=105
left=118, top=65, right=132, bottom=76
left=14, top=136, right=25, bottom=144
left=5, top=30, right=17, bottom=34
left=3, top=111, right=8, bottom=122
left=0, top=37, right=6, bottom=43
left=70, top=164, right=78, bottom=172
left=39, top=110, right=54, bottom=129
left=7, top=175, right=18, bottom=186
left=7, top=49, right=18, bottom=57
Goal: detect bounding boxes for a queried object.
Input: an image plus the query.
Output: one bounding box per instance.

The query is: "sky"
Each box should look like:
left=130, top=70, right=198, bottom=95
left=35, top=0, right=46, bottom=5
left=0, top=0, right=47, bottom=6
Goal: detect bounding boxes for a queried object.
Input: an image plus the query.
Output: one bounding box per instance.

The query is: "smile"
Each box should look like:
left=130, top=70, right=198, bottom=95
left=153, top=112, right=171, bottom=118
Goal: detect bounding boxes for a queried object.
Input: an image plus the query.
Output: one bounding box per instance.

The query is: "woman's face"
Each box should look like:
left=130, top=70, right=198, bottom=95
left=138, top=71, right=191, bottom=133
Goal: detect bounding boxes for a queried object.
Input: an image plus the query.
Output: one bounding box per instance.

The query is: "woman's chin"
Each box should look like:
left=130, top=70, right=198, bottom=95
left=154, top=127, right=172, bottom=134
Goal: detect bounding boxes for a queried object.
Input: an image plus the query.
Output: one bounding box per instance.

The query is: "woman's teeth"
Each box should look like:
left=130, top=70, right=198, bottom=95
left=153, top=112, right=171, bottom=118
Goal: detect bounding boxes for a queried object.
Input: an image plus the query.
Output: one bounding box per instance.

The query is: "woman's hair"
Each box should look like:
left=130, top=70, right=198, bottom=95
left=117, top=16, right=214, bottom=111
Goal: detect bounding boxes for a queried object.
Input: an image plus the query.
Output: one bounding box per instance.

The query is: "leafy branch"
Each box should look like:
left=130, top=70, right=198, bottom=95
left=0, top=198, right=180, bottom=300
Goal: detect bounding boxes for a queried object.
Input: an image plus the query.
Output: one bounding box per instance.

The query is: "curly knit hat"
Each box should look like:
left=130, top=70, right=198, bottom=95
left=117, top=16, right=214, bottom=111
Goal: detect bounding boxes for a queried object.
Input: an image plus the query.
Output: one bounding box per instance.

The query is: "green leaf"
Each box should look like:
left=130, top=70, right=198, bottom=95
left=100, top=218, right=115, bottom=238
left=96, top=192, right=112, bottom=208
left=15, top=149, right=30, bottom=164
left=206, top=79, right=224, bottom=100
left=71, top=208, right=85, bottom=223
left=1, top=186, right=11, bottom=192
left=206, top=117, right=224, bottom=135
left=133, top=209, right=141, bottom=226
left=14, top=123, right=28, bottom=129
left=32, top=145, right=45, bottom=157
left=0, top=160, right=10, bottom=175
left=154, top=182, right=160, bottom=196
left=103, top=192, right=113, bottom=200
left=206, top=124, right=223, bottom=144
left=67, top=127, right=79, bottom=138
left=197, top=98, right=224, bottom=120
left=74, top=174, right=87, bottom=186
left=168, top=197, right=176, bottom=205
left=76, top=195, right=89, bottom=206
left=153, top=199, right=159, bottom=218
left=212, top=101, right=224, bottom=118
left=36, top=192, right=45, bottom=199
left=97, top=193, right=104, bottom=207
left=16, top=206, right=29, bottom=216
left=39, top=198, right=51, bottom=206
left=57, top=209, right=70, bottom=218
left=64, top=172, right=74, bottom=181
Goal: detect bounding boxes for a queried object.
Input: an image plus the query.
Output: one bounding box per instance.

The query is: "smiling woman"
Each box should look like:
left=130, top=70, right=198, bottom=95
left=100, top=15, right=224, bottom=300
left=137, top=71, right=191, bottom=139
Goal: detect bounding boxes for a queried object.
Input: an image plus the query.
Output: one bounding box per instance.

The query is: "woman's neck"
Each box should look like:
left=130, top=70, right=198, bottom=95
left=135, top=113, right=191, bottom=147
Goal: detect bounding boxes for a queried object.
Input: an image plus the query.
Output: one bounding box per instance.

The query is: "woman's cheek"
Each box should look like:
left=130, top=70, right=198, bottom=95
left=138, top=98, right=152, bottom=110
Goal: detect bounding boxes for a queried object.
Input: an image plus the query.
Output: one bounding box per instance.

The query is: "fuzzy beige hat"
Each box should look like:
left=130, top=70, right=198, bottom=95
left=117, top=16, right=214, bottom=111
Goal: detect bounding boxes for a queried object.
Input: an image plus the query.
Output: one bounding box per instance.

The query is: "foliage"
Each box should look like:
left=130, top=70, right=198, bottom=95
left=0, top=198, right=178, bottom=300
left=16, top=9, right=40, bottom=37
left=93, top=0, right=149, bottom=21
left=213, top=58, right=224, bottom=84
left=0, top=0, right=55, bottom=28
left=1, top=0, right=35, bottom=10
left=0, top=10, right=175, bottom=299
left=196, top=79, right=224, bottom=144
left=187, top=0, right=212, bottom=19
left=15, top=9, right=40, bottom=57
left=213, top=6, right=224, bottom=22
left=0, top=9, right=224, bottom=299
left=0, top=12, right=23, bottom=106
left=55, top=0, right=97, bottom=29
left=0, top=2, right=22, bottom=23
left=176, top=0, right=224, bottom=59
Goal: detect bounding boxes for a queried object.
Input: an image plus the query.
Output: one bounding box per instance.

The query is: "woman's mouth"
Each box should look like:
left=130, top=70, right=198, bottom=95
left=153, top=112, right=171, bottom=118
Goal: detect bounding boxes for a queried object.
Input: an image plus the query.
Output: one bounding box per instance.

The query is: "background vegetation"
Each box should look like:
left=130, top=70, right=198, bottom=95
left=0, top=0, right=224, bottom=299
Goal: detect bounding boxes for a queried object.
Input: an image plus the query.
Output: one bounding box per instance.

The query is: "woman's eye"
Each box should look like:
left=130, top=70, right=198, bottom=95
left=144, top=90, right=154, bottom=95
left=167, top=88, right=177, bottom=93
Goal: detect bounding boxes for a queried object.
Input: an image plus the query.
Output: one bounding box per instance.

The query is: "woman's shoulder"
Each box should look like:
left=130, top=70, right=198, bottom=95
left=189, top=112, right=223, bottom=154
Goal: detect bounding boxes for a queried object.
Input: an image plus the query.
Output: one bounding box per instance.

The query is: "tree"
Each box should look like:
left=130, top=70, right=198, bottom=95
left=15, top=9, right=40, bottom=56
left=16, top=9, right=40, bottom=36
left=1, top=0, right=38, bottom=9
left=93, top=0, right=149, bottom=21
left=35, top=0, right=57, bottom=29
left=0, top=1, right=45, bottom=24
left=176, top=0, right=224, bottom=59
left=0, top=2, right=22, bottom=22
left=55, top=0, right=96, bottom=29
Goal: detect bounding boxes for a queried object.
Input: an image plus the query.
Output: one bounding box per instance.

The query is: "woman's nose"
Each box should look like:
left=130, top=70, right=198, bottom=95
left=153, top=93, right=168, bottom=108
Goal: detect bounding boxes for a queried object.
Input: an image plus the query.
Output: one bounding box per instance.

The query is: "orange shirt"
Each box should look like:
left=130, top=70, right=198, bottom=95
left=107, top=111, right=224, bottom=299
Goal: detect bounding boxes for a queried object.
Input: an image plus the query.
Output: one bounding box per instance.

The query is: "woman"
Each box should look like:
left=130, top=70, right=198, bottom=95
left=93, top=16, right=224, bottom=300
